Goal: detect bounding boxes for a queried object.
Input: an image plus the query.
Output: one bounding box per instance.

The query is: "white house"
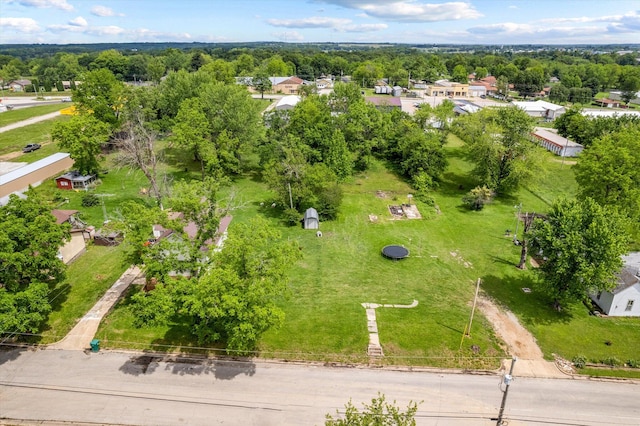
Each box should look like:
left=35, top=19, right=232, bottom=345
left=591, top=253, right=640, bottom=317
left=512, top=100, right=565, bottom=120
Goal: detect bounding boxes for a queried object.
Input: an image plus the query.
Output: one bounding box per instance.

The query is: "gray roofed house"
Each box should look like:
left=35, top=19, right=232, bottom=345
left=531, top=127, right=583, bottom=157
left=591, top=252, right=640, bottom=316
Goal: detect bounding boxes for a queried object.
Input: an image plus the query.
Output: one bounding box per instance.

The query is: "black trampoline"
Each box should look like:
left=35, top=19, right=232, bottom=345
left=382, top=245, right=409, bottom=260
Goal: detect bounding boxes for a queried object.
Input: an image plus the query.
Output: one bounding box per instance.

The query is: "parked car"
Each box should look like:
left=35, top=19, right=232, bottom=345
left=22, top=143, right=41, bottom=153
left=61, top=96, right=72, bottom=102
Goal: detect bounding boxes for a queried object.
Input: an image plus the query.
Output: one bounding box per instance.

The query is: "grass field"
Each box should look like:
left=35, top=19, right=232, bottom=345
left=97, top=134, right=639, bottom=372
left=0, top=115, right=69, bottom=156
left=21, top=127, right=635, bottom=373
left=0, top=103, right=67, bottom=127
left=36, top=244, right=128, bottom=344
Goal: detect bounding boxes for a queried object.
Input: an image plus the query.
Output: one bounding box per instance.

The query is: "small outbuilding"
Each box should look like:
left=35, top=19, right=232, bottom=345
left=55, top=171, right=96, bottom=190
left=303, top=207, right=319, bottom=229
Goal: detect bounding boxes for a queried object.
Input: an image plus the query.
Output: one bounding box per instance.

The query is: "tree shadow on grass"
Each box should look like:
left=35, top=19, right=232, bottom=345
left=481, top=273, right=574, bottom=327
left=26, top=282, right=73, bottom=344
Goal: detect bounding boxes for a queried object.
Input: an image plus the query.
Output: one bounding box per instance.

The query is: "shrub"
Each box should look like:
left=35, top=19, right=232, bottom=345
left=572, top=355, right=587, bottom=369
left=81, top=193, right=99, bottom=207
left=602, top=357, right=621, bottom=367
left=282, top=208, right=301, bottom=227
left=626, top=359, right=638, bottom=368
left=462, top=185, right=494, bottom=211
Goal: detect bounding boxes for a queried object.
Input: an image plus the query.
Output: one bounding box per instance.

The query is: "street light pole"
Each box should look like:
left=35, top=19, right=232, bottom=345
left=495, top=357, right=517, bottom=426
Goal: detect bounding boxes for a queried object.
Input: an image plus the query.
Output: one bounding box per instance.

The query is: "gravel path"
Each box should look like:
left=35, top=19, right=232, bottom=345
left=0, top=111, right=61, bottom=134
left=477, top=294, right=568, bottom=378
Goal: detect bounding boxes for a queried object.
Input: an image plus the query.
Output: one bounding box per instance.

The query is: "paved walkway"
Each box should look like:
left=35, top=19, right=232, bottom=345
left=49, top=265, right=142, bottom=351
left=0, top=111, right=61, bottom=133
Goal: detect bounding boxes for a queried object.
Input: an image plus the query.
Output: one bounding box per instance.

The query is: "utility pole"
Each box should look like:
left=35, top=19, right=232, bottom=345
left=465, top=278, right=481, bottom=337
left=495, top=357, right=517, bottom=426
left=513, top=203, right=522, bottom=243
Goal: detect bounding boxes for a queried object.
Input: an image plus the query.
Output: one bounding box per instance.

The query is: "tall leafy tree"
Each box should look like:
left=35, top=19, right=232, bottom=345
left=454, top=107, right=544, bottom=194
left=51, top=115, right=110, bottom=175
left=73, top=68, right=125, bottom=128
left=574, top=128, right=640, bottom=227
left=529, top=198, right=629, bottom=310
left=0, top=195, right=69, bottom=334
left=131, top=218, right=302, bottom=354
left=172, top=98, right=216, bottom=178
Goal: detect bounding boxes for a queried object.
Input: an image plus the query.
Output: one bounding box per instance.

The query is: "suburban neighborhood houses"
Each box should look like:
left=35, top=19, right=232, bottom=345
left=1, top=3, right=640, bottom=422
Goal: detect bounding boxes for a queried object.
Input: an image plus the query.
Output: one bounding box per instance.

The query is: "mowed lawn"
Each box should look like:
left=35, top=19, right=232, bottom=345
left=96, top=134, right=640, bottom=371
left=0, top=103, right=68, bottom=128
left=0, top=115, right=70, bottom=156
left=37, top=244, right=128, bottom=344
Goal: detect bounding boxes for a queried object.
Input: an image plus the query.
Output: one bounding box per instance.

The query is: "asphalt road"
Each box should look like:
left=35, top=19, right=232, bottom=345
left=0, top=349, right=638, bottom=425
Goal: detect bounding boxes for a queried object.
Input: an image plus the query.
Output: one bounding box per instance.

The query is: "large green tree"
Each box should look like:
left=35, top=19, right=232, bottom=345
left=73, top=68, right=125, bottom=128
left=0, top=195, right=69, bottom=334
left=529, top=198, right=629, bottom=309
left=454, top=106, right=544, bottom=194
left=574, top=127, right=640, bottom=227
left=131, top=217, right=302, bottom=354
left=51, top=115, right=110, bottom=175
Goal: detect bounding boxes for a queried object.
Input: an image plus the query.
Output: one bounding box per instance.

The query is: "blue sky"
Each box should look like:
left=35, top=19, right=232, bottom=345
left=1, top=0, right=639, bottom=45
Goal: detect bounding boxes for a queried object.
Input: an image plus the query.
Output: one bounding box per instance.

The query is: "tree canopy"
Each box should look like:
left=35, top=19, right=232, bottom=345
left=0, top=195, right=69, bottom=334
left=574, top=127, right=640, bottom=231
left=130, top=217, right=302, bottom=354
left=454, top=106, right=544, bottom=194
left=529, top=198, right=629, bottom=309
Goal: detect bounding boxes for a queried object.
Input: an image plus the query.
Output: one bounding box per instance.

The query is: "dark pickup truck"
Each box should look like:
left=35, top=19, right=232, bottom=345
left=22, top=143, right=41, bottom=153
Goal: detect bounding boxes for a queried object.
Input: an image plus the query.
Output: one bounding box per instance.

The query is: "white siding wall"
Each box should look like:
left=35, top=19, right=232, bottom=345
left=608, top=285, right=640, bottom=316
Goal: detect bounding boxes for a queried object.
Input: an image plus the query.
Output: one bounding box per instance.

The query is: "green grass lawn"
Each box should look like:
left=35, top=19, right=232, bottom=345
left=36, top=244, right=128, bottom=344
left=0, top=103, right=68, bottom=127
left=76, top=133, right=640, bottom=373
left=0, top=115, right=69, bottom=156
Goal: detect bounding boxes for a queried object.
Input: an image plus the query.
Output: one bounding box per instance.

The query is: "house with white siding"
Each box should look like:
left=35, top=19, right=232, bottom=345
left=531, top=127, right=583, bottom=157
left=591, top=253, right=640, bottom=317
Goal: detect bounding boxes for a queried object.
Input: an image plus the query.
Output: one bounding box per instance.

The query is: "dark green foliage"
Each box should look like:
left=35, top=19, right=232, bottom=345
left=528, top=198, right=629, bottom=309
left=130, top=218, right=302, bottom=355
left=326, top=393, right=420, bottom=426
left=574, top=127, right=640, bottom=228
left=462, top=185, right=494, bottom=211
left=572, top=355, right=587, bottom=369
left=454, top=107, right=543, bottom=194
left=549, top=84, right=570, bottom=103
left=0, top=194, right=69, bottom=334
left=81, top=193, right=100, bottom=207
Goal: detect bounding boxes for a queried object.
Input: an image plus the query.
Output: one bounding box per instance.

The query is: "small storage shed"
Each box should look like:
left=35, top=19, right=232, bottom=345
left=55, top=171, right=96, bottom=190
left=303, top=208, right=319, bottom=229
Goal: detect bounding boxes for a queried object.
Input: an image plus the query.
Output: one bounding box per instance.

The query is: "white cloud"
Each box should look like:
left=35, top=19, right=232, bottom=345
left=0, top=17, right=40, bottom=32
left=318, top=1, right=482, bottom=22
left=341, top=23, right=388, bottom=32
left=90, top=5, right=124, bottom=17
left=272, top=31, right=304, bottom=41
left=10, top=0, right=73, bottom=11
left=267, top=15, right=386, bottom=33
left=45, top=22, right=194, bottom=42
left=267, top=17, right=351, bottom=28
left=508, top=5, right=518, bottom=9
left=68, top=16, right=87, bottom=27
